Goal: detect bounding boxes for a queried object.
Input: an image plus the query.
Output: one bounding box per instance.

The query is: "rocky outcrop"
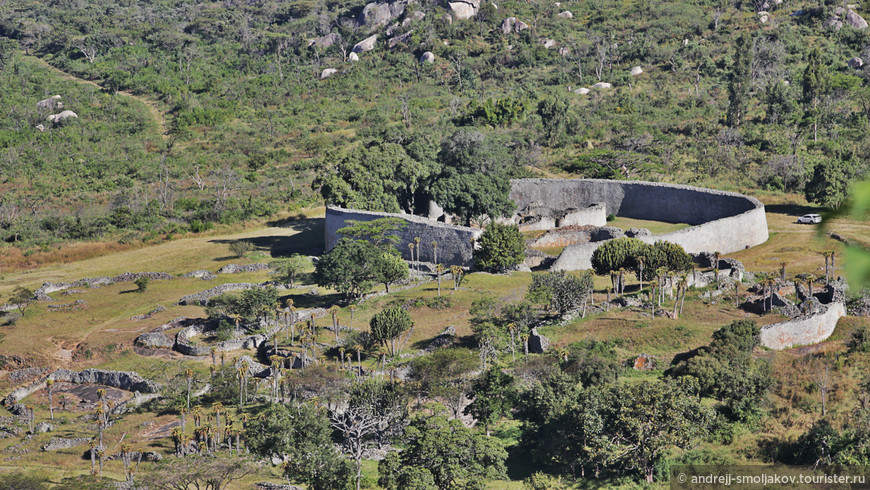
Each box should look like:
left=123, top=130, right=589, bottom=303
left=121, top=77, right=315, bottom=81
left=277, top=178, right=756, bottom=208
left=388, top=31, right=414, bottom=48
left=425, top=326, right=456, bottom=352
left=358, top=0, right=407, bottom=27
left=557, top=10, right=572, bottom=18
left=528, top=328, right=550, bottom=353
left=308, top=32, right=342, bottom=49
left=592, top=82, right=612, bottom=89
left=590, top=226, right=625, bottom=241
left=320, top=68, right=339, bottom=79
left=631, top=66, right=644, bottom=76
left=633, top=353, right=656, bottom=370
left=826, top=6, right=868, bottom=29
left=540, top=39, right=557, bottom=49
left=624, top=227, right=651, bottom=238
left=501, top=17, right=530, bottom=33
left=36, top=95, right=63, bottom=111
left=42, top=437, right=89, bottom=451
left=449, top=0, right=479, bottom=20
left=134, top=332, right=174, bottom=349
left=47, top=110, right=78, bottom=124
left=849, top=57, right=864, bottom=69
left=574, top=87, right=590, bottom=95
left=348, top=52, right=360, bottom=62
left=353, top=34, right=379, bottom=53
left=420, top=51, right=435, bottom=63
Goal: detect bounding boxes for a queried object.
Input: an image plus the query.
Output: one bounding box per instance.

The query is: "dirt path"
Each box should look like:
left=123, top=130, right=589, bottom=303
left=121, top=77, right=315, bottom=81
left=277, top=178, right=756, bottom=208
left=26, top=55, right=169, bottom=138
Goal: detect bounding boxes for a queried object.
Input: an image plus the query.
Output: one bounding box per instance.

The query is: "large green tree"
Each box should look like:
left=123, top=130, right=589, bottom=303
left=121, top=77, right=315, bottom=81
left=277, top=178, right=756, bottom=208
left=246, top=404, right=353, bottom=490
left=378, top=414, right=508, bottom=490
left=473, top=223, right=525, bottom=272
left=464, top=368, right=515, bottom=436
left=316, top=240, right=380, bottom=299
left=431, top=130, right=522, bottom=225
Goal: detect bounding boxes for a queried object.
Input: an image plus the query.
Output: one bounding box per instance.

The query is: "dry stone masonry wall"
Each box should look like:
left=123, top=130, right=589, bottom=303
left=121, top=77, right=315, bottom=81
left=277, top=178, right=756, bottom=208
left=325, top=179, right=769, bottom=270
left=760, top=302, right=847, bottom=350
left=325, top=206, right=483, bottom=266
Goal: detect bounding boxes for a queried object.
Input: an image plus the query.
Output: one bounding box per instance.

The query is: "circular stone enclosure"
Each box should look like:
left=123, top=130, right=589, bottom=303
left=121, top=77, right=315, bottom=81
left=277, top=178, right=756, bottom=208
left=324, top=179, right=769, bottom=271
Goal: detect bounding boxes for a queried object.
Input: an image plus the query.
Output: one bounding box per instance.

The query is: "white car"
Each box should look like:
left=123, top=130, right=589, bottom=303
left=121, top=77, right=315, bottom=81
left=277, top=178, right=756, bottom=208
left=797, top=214, right=822, bottom=224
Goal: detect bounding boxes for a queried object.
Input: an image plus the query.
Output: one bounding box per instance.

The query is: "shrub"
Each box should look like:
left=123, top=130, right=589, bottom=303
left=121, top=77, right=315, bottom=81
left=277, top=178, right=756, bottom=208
left=229, top=240, right=254, bottom=258
left=473, top=223, right=525, bottom=272
left=134, top=276, right=149, bottom=293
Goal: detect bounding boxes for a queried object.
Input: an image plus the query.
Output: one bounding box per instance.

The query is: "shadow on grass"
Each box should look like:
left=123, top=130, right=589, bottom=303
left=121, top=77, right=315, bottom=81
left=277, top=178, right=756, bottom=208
left=280, top=291, right=344, bottom=309
left=209, top=218, right=325, bottom=259
left=766, top=203, right=822, bottom=217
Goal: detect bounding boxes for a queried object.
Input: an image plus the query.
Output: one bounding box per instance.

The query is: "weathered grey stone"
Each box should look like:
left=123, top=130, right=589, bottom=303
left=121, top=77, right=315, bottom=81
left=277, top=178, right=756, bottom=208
left=348, top=52, right=360, bottom=62
left=34, top=422, right=52, bottom=433
left=557, top=10, right=572, bottom=18
left=46, top=110, right=78, bottom=124
left=425, top=326, right=456, bottom=352
left=36, top=95, right=63, bottom=111
left=528, top=327, right=550, bottom=353
left=42, top=437, right=89, bottom=451
left=320, top=68, right=339, bottom=79
left=590, top=226, right=625, bottom=241
left=574, top=87, right=590, bottom=95
left=624, top=227, right=651, bottom=238
left=591, top=82, right=612, bottom=89
left=134, top=332, right=174, bottom=349
left=420, top=51, right=435, bottom=63
left=353, top=34, right=379, bottom=53
left=308, top=32, right=342, bottom=49
left=184, top=270, right=217, bottom=281
left=849, top=57, right=864, bottom=68
left=255, top=482, right=303, bottom=490
left=178, top=282, right=281, bottom=306
left=631, top=66, right=644, bottom=76
left=388, top=31, right=414, bottom=48
left=540, top=38, right=557, bottom=49
left=449, top=0, right=478, bottom=19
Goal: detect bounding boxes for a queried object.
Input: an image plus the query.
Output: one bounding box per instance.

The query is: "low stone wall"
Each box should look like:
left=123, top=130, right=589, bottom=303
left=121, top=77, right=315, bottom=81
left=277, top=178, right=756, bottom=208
left=175, top=323, right=268, bottom=356
left=325, top=206, right=483, bottom=266
left=760, top=302, right=847, bottom=350
left=4, top=369, right=159, bottom=408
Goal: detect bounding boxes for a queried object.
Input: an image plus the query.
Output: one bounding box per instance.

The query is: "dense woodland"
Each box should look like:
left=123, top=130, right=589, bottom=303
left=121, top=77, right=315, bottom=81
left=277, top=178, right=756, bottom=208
left=1, top=0, right=869, bottom=248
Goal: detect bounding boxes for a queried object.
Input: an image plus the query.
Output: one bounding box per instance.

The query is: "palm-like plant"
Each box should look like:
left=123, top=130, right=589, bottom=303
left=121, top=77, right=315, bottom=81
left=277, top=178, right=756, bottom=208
left=328, top=305, right=341, bottom=344
left=184, top=368, right=194, bottom=409
left=45, top=379, right=54, bottom=420
left=450, top=265, right=463, bottom=290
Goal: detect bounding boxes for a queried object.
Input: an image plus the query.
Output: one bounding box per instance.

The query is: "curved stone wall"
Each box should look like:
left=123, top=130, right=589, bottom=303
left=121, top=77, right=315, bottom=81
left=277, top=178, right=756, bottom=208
left=325, top=206, right=483, bottom=266
left=517, top=179, right=770, bottom=271
left=324, top=179, right=769, bottom=270
left=760, top=302, right=846, bottom=350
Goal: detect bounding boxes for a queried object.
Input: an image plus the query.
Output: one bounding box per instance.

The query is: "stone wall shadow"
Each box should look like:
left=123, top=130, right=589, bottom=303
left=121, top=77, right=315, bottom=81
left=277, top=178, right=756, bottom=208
left=210, top=218, right=324, bottom=258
